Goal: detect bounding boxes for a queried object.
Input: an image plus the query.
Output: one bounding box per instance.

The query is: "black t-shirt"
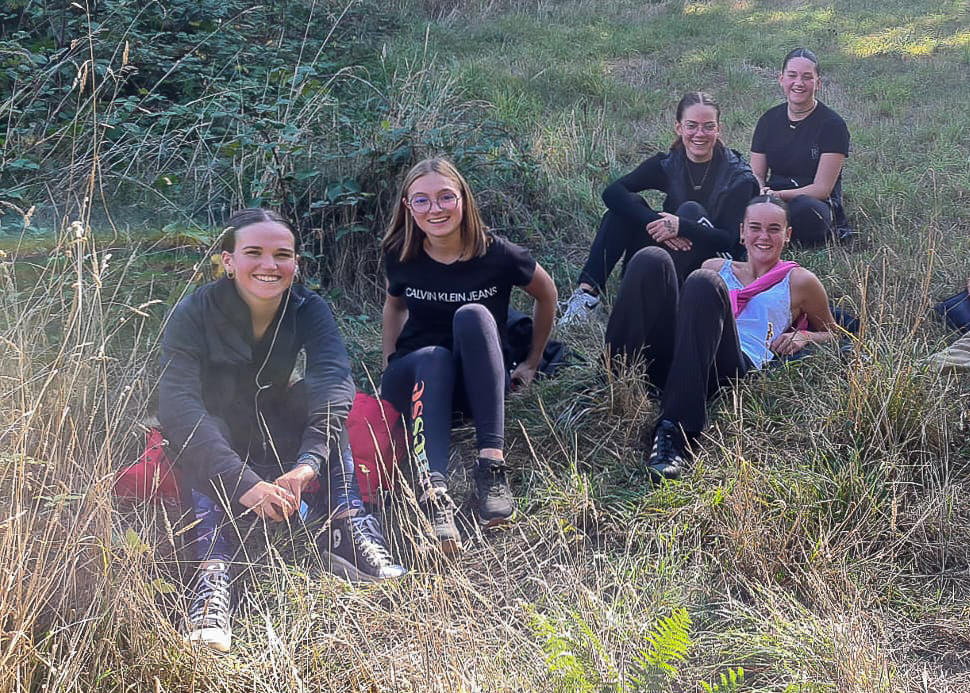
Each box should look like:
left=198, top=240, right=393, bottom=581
left=751, top=101, right=849, bottom=190
left=385, top=235, right=537, bottom=363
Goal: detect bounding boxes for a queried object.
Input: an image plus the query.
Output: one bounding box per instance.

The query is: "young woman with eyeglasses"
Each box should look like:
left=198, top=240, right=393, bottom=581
left=750, top=48, right=851, bottom=246
left=559, top=91, right=759, bottom=324
left=380, top=157, right=558, bottom=553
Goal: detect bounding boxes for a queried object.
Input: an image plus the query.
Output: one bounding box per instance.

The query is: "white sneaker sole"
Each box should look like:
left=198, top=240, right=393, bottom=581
left=186, top=627, right=230, bottom=653
left=320, top=551, right=407, bottom=583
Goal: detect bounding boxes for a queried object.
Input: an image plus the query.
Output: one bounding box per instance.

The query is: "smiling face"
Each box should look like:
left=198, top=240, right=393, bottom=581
left=674, top=103, right=720, bottom=163
left=779, top=56, right=819, bottom=109
left=221, top=220, right=297, bottom=309
left=405, top=171, right=464, bottom=244
left=741, top=201, right=791, bottom=264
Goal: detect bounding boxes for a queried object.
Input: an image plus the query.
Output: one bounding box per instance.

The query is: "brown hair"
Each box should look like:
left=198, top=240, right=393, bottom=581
left=745, top=194, right=790, bottom=225
left=220, top=208, right=297, bottom=252
left=669, top=91, right=724, bottom=152
left=382, top=157, right=489, bottom=263
left=782, top=48, right=820, bottom=75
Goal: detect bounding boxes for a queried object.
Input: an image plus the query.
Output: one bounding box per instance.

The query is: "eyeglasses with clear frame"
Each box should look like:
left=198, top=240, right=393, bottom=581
left=682, top=122, right=718, bottom=135
left=406, top=192, right=461, bottom=215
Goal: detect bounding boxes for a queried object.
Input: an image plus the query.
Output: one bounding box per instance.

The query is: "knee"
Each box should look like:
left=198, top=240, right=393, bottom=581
left=405, top=347, right=455, bottom=396
left=599, top=208, right=634, bottom=236
left=414, top=345, right=454, bottom=370
left=454, top=303, right=497, bottom=336
left=681, top=268, right=727, bottom=306
left=788, top=195, right=829, bottom=223
left=675, top=200, right=709, bottom=223
left=626, top=246, right=675, bottom=279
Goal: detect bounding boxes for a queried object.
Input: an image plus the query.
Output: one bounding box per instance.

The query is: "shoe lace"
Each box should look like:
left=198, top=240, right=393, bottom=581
left=419, top=485, right=457, bottom=524
left=480, top=463, right=510, bottom=498
left=348, top=514, right=393, bottom=568
left=188, top=566, right=231, bottom=629
left=431, top=488, right=457, bottom=522
left=652, top=421, right=680, bottom=465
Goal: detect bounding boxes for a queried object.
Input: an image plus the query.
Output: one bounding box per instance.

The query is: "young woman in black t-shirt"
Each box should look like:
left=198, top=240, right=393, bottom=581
left=380, top=157, right=557, bottom=553
left=559, top=91, right=758, bottom=324
left=750, top=48, right=851, bottom=246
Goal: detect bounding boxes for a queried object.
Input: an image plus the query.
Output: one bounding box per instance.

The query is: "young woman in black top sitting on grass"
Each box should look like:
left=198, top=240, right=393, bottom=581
left=750, top=48, right=851, bottom=246
left=381, top=157, right=558, bottom=554
left=559, top=91, right=758, bottom=324
left=159, top=209, right=404, bottom=653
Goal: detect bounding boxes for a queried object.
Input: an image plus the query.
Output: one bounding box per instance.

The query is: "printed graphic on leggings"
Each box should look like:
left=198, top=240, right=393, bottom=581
left=410, top=380, right=431, bottom=478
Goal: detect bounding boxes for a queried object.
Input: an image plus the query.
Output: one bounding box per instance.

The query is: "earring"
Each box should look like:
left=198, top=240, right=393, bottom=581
left=226, top=268, right=235, bottom=279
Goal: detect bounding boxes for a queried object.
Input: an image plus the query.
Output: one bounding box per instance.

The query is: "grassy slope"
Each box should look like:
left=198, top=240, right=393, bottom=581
left=3, top=0, right=970, bottom=691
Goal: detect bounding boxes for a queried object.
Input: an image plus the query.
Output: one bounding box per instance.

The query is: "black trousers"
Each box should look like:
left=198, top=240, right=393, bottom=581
left=381, top=304, right=507, bottom=479
left=604, top=247, right=751, bottom=434
left=578, top=200, right=715, bottom=291
left=787, top=194, right=833, bottom=246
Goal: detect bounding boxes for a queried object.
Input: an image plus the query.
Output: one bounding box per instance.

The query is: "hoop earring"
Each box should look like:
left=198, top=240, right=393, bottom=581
left=226, top=269, right=235, bottom=279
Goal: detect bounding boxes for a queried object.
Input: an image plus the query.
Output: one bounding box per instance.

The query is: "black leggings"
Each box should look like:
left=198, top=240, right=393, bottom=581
left=578, top=200, right=716, bottom=290
left=381, top=304, right=506, bottom=478
left=604, top=247, right=751, bottom=434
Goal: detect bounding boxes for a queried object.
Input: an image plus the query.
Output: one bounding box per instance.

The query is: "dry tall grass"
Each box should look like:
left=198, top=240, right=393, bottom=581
left=2, top=210, right=968, bottom=691
left=4, top=0, right=970, bottom=691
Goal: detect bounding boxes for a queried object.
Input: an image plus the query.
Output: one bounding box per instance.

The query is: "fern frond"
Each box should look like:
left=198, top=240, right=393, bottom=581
left=528, top=606, right=613, bottom=693
left=625, top=607, right=692, bottom=691
left=700, top=666, right=745, bottom=693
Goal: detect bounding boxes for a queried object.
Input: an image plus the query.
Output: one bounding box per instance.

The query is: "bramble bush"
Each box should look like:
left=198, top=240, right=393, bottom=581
left=1, top=1, right=553, bottom=292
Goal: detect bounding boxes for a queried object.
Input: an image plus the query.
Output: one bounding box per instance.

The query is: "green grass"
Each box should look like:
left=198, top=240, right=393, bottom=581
left=2, top=0, right=970, bottom=691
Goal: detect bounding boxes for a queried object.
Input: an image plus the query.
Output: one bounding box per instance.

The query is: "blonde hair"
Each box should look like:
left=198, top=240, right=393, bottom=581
left=382, top=157, right=489, bottom=263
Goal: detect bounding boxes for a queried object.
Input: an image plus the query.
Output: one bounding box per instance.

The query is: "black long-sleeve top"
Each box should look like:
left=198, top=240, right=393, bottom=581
left=601, top=147, right=757, bottom=256
left=158, top=279, right=355, bottom=513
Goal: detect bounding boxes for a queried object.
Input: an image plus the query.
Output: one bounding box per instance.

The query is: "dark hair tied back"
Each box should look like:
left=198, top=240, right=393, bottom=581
left=782, top=48, right=820, bottom=74
left=670, top=91, right=722, bottom=152
left=220, top=208, right=297, bottom=253
left=746, top=194, right=790, bottom=225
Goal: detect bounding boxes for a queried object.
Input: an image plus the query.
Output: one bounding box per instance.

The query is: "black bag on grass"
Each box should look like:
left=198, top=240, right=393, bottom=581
left=506, top=307, right=569, bottom=379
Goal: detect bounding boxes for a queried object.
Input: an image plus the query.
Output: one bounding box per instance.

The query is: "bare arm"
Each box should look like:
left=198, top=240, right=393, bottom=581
left=770, top=153, right=845, bottom=202
left=382, top=287, right=408, bottom=368
left=771, top=268, right=837, bottom=356
left=510, top=263, right=558, bottom=387
left=750, top=152, right=768, bottom=190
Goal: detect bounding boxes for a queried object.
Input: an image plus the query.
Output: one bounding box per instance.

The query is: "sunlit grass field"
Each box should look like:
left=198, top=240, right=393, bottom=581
left=2, top=0, right=969, bottom=691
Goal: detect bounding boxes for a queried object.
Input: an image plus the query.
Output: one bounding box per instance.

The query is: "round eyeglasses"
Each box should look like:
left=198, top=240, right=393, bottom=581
left=407, top=192, right=461, bottom=215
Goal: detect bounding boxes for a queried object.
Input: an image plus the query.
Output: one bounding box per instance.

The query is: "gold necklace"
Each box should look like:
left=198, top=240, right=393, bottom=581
left=686, top=159, right=712, bottom=191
